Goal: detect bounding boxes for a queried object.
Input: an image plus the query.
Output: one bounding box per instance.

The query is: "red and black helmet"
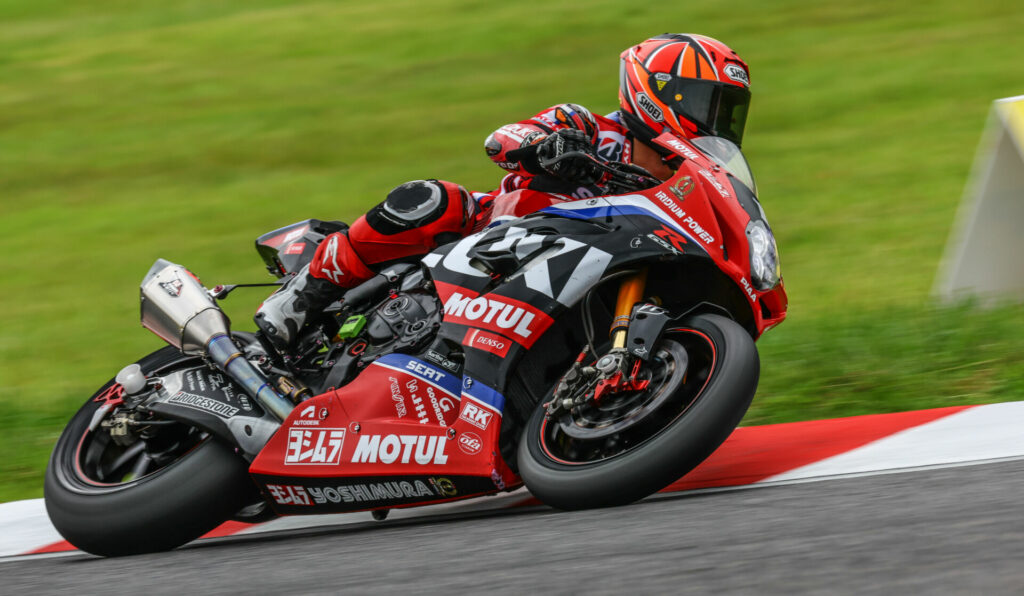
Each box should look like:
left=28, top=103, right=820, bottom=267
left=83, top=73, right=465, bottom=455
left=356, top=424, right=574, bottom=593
left=619, top=34, right=751, bottom=146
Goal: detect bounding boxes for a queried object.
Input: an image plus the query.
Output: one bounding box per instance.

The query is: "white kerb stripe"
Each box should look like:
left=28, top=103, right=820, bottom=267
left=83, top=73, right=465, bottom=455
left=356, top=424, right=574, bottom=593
left=766, top=402, right=1024, bottom=482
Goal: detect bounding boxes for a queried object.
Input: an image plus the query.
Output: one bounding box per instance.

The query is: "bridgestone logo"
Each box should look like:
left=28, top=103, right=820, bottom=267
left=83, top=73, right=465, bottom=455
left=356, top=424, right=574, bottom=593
left=636, top=93, right=663, bottom=122
left=168, top=391, right=239, bottom=418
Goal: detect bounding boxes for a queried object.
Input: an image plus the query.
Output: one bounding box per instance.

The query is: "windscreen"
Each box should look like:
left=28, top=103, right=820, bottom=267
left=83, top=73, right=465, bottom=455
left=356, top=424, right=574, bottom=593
left=690, top=136, right=757, bottom=196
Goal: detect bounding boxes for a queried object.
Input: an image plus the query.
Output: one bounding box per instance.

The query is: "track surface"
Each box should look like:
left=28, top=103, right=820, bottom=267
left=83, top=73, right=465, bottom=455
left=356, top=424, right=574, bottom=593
left=5, top=460, right=1024, bottom=594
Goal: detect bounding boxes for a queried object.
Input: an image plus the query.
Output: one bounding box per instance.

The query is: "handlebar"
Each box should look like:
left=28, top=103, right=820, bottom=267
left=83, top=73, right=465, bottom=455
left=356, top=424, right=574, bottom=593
left=545, top=151, right=661, bottom=193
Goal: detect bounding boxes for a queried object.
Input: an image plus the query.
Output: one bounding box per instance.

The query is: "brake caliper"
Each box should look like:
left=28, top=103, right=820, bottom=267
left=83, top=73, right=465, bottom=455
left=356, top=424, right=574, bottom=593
left=545, top=349, right=650, bottom=419
left=591, top=350, right=650, bottom=402
left=545, top=352, right=595, bottom=419
left=101, top=411, right=138, bottom=446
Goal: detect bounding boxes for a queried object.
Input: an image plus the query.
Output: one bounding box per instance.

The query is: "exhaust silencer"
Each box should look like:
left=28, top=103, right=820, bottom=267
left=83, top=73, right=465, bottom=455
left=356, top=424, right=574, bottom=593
left=140, top=259, right=293, bottom=420
left=140, top=259, right=230, bottom=355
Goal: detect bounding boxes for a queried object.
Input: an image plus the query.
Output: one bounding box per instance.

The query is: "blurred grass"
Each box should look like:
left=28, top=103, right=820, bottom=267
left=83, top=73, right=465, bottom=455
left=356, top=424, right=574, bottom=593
left=2, top=0, right=1024, bottom=502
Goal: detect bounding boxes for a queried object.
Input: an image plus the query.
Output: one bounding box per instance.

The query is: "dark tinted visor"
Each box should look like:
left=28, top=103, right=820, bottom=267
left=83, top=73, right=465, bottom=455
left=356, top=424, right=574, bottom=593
left=649, top=74, right=751, bottom=146
left=716, top=85, right=750, bottom=147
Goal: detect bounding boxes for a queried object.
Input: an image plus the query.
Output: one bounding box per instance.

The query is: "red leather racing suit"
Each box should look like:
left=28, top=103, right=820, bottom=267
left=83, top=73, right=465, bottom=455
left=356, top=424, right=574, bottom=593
left=308, top=103, right=634, bottom=287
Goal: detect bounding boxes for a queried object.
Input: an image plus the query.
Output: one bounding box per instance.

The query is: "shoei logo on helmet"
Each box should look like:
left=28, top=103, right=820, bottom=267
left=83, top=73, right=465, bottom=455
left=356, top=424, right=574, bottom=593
left=636, top=93, right=664, bottom=122
left=724, top=64, right=749, bottom=87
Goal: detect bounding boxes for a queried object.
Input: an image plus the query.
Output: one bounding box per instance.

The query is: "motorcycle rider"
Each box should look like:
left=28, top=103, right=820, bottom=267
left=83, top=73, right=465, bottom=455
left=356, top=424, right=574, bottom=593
left=255, top=33, right=752, bottom=348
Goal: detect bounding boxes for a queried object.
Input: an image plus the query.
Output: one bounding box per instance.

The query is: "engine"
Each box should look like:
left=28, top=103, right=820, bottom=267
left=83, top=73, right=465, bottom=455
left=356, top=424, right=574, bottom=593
left=363, top=292, right=440, bottom=350
left=316, top=287, right=445, bottom=392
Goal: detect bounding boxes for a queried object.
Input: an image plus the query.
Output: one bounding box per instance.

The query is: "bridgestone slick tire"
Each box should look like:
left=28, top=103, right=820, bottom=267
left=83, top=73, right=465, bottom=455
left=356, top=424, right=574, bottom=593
left=44, top=347, right=258, bottom=557
left=517, top=314, right=759, bottom=511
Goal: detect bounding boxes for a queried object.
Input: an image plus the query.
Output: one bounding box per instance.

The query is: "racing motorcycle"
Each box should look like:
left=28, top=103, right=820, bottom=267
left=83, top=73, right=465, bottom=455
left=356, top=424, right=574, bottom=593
left=44, top=132, right=787, bottom=557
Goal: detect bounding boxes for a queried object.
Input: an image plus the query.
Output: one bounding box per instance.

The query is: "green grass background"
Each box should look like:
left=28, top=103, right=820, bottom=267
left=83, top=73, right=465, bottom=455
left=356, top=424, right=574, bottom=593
left=2, top=0, right=1023, bottom=502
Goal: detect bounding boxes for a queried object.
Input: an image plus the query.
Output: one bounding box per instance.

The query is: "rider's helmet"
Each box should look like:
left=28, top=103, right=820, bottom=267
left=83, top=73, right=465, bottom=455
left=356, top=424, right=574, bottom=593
left=619, top=34, right=751, bottom=147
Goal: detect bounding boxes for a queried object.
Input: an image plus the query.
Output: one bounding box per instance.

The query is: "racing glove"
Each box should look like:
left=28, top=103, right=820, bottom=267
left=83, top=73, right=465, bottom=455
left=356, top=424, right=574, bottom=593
left=534, top=129, right=604, bottom=185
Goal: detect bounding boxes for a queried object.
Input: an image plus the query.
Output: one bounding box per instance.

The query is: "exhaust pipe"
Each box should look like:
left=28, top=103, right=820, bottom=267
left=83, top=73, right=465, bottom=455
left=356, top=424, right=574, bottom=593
left=139, top=259, right=294, bottom=421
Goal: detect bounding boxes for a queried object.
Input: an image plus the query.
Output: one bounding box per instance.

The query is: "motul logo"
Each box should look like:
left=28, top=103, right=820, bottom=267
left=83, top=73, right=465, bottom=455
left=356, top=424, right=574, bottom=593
left=350, top=434, right=449, bottom=465
left=444, top=293, right=537, bottom=338
left=664, top=138, right=700, bottom=161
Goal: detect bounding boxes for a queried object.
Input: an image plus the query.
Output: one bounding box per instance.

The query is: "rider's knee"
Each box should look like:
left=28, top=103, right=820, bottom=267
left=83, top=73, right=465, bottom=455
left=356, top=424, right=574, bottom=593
left=366, top=179, right=474, bottom=235
left=349, top=180, right=476, bottom=263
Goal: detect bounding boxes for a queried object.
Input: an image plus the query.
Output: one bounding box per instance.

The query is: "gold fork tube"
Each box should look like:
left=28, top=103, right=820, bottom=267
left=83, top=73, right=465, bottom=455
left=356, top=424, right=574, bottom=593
left=609, top=269, right=648, bottom=349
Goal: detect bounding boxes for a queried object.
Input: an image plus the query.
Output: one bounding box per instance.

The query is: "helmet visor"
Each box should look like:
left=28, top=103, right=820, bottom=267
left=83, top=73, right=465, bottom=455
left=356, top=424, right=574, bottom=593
left=649, top=74, right=751, bottom=146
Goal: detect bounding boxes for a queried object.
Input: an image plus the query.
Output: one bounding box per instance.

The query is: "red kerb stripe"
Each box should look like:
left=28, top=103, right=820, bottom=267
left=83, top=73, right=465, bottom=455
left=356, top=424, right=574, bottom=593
left=662, top=405, right=973, bottom=492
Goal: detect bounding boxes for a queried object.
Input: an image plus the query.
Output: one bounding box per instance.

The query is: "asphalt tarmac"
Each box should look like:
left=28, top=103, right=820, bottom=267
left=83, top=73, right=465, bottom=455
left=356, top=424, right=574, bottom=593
left=5, top=460, right=1024, bottom=594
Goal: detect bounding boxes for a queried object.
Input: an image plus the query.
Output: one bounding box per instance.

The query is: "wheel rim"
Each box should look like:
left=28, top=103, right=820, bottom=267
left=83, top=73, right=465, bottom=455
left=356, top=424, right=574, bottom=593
left=71, top=419, right=206, bottom=489
left=538, top=330, right=717, bottom=465
left=61, top=358, right=209, bottom=491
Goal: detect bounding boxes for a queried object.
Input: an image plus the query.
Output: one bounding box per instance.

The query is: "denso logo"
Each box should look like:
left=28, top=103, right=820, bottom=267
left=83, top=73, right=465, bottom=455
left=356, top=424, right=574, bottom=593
left=636, top=93, right=663, bottom=122
left=444, top=293, right=537, bottom=339
left=476, top=335, right=505, bottom=349
left=464, top=329, right=511, bottom=357
left=405, top=360, right=446, bottom=382
left=350, top=434, right=449, bottom=465
left=460, top=402, right=493, bottom=430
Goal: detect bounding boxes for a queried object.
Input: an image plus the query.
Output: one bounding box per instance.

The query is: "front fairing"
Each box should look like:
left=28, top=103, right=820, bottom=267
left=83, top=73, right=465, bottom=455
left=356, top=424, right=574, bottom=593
left=424, top=136, right=786, bottom=389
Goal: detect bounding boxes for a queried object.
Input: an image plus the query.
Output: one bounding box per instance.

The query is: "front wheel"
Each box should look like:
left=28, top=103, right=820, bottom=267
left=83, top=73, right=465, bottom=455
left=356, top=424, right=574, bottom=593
left=44, top=347, right=259, bottom=557
left=517, top=313, right=759, bottom=510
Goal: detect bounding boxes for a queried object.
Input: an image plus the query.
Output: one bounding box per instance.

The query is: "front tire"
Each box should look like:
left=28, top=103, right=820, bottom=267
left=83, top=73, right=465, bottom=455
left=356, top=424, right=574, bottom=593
left=44, top=347, right=258, bottom=557
left=517, top=314, right=759, bottom=510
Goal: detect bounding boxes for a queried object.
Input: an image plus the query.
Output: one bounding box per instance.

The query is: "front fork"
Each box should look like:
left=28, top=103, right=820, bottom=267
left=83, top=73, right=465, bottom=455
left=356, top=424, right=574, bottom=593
left=610, top=268, right=648, bottom=350
left=546, top=269, right=660, bottom=418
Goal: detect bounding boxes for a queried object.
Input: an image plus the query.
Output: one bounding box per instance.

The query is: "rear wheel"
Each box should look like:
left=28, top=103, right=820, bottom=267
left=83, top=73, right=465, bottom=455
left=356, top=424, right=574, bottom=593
left=517, top=313, right=758, bottom=510
left=44, top=347, right=259, bottom=557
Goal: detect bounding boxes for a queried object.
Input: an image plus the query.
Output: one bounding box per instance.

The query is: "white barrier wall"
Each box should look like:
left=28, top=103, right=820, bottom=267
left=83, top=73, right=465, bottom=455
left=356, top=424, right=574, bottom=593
left=935, top=96, right=1024, bottom=304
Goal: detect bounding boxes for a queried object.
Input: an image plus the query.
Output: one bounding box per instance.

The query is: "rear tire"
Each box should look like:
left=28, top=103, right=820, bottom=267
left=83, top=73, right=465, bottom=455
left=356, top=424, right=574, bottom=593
left=44, top=347, right=259, bottom=557
left=517, top=314, right=758, bottom=510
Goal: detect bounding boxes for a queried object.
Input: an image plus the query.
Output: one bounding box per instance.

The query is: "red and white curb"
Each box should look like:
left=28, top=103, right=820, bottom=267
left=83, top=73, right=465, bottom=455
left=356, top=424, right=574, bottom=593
left=4, top=401, right=1024, bottom=559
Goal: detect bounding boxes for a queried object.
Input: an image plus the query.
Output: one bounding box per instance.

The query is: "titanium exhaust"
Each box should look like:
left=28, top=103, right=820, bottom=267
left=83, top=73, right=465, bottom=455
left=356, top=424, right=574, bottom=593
left=139, top=259, right=294, bottom=421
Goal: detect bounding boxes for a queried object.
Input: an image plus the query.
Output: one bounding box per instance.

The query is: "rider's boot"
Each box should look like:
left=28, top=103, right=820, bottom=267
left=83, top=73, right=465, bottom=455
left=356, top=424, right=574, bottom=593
left=254, top=232, right=374, bottom=349
left=254, top=179, right=478, bottom=350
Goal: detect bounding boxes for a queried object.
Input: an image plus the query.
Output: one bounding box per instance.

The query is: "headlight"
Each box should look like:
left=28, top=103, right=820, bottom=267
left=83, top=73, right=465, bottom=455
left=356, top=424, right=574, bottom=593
left=746, top=220, right=781, bottom=290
